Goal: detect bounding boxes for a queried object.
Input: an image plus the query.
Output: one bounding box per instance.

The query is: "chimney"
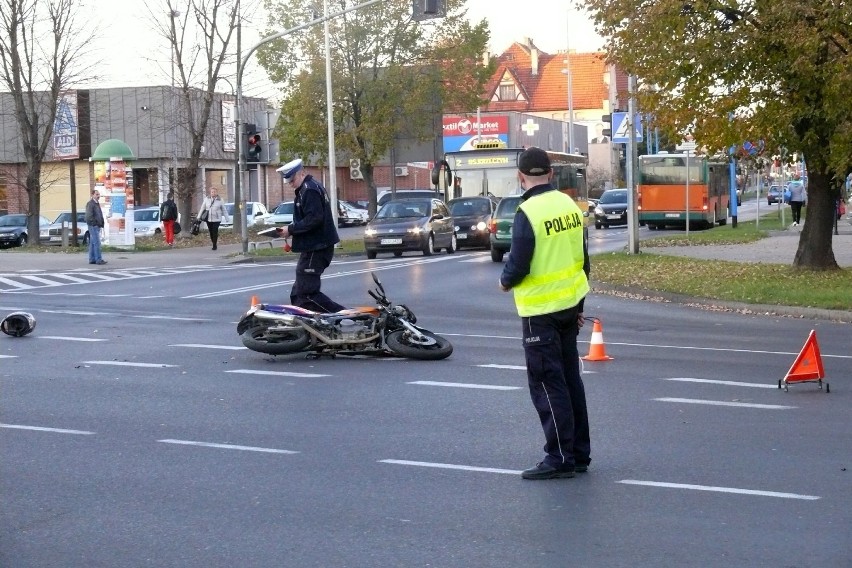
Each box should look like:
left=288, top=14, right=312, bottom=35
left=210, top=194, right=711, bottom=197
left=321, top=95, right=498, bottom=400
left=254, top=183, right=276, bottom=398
left=531, top=46, right=539, bottom=76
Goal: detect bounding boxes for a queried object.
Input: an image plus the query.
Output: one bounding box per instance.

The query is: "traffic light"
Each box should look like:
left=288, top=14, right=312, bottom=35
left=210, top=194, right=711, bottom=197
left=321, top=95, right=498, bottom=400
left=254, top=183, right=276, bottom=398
left=412, top=0, right=443, bottom=20
left=601, top=114, right=612, bottom=138
left=246, top=131, right=262, bottom=163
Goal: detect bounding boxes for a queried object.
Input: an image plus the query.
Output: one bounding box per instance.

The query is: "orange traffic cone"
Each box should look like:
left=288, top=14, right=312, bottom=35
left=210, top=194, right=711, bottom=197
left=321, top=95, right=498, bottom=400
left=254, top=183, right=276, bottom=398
left=250, top=295, right=260, bottom=308
left=582, top=318, right=613, bottom=361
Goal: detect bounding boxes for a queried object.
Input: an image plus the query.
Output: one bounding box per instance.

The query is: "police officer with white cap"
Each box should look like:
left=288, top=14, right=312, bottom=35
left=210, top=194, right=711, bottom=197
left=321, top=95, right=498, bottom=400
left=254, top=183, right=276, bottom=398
left=276, top=158, right=347, bottom=312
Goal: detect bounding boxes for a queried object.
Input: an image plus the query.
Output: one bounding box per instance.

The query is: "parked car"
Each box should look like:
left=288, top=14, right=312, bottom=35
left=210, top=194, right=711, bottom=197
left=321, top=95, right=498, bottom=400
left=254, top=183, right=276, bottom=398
left=363, top=198, right=455, bottom=259
left=133, top=207, right=164, bottom=237
left=40, top=211, right=90, bottom=245
left=488, top=195, right=523, bottom=262
left=447, top=196, right=496, bottom=249
left=593, top=188, right=629, bottom=229
left=0, top=213, right=50, bottom=248
left=767, top=185, right=783, bottom=205
left=222, top=201, right=271, bottom=228
left=338, top=201, right=369, bottom=227
left=377, top=189, right=442, bottom=208
left=264, top=201, right=294, bottom=226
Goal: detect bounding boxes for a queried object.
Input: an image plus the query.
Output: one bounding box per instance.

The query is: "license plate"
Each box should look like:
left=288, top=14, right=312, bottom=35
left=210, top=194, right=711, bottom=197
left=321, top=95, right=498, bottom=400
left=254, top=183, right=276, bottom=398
left=50, top=236, right=62, bottom=241
left=457, top=233, right=467, bottom=239
left=607, top=214, right=621, bottom=220
left=381, top=238, right=402, bottom=245
left=665, top=213, right=680, bottom=218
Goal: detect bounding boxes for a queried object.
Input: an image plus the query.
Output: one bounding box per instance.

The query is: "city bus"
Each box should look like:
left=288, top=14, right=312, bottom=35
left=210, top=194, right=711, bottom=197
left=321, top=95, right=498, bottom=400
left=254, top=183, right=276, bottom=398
left=637, top=153, right=730, bottom=230
left=442, top=141, right=590, bottom=212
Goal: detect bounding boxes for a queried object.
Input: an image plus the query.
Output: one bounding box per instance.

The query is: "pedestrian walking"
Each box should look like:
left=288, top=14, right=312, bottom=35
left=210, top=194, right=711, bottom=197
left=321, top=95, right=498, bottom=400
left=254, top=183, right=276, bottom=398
left=787, top=174, right=806, bottom=226
left=84, top=189, right=106, bottom=265
left=499, top=147, right=591, bottom=480
left=160, top=191, right=178, bottom=247
left=197, top=188, right=229, bottom=250
left=275, top=158, right=346, bottom=312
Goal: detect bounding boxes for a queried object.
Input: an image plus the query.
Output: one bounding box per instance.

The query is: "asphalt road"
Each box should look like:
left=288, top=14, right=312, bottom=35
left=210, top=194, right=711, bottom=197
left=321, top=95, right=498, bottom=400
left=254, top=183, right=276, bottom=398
left=1, top=252, right=850, bottom=567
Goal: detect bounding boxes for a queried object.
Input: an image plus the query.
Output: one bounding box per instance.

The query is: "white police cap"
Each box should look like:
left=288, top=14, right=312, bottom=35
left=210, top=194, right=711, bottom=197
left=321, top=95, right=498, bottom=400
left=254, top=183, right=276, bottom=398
left=277, top=158, right=303, bottom=181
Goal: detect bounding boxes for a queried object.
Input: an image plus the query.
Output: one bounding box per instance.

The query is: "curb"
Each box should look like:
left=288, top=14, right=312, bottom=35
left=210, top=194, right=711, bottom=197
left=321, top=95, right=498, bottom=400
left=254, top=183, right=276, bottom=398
left=591, top=283, right=852, bottom=324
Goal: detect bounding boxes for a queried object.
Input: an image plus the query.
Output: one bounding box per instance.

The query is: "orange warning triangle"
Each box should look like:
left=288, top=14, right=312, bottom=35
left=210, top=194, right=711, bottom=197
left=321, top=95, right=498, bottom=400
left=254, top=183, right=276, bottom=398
left=784, top=330, right=825, bottom=383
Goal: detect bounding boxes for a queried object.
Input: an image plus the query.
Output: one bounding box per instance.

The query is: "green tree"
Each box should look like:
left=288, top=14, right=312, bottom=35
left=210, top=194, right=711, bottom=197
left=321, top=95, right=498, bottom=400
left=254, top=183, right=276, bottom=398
left=0, top=0, right=94, bottom=247
left=585, top=0, right=852, bottom=269
left=258, top=0, right=492, bottom=214
left=146, top=0, right=241, bottom=229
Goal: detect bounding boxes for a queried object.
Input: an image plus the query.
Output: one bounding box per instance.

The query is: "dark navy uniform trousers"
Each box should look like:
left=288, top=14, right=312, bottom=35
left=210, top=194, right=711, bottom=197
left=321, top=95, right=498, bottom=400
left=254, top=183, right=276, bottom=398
left=521, top=304, right=591, bottom=470
left=291, top=246, right=346, bottom=313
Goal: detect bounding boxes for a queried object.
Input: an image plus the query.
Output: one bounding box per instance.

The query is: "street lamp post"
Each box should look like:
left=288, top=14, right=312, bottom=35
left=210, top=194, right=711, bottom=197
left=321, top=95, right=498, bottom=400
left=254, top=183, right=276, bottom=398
left=235, top=0, right=383, bottom=253
left=561, top=14, right=574, bottom=153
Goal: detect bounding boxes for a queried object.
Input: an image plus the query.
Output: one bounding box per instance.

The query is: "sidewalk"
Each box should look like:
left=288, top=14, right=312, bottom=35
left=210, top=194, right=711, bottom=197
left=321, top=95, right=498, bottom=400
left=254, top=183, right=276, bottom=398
left=2, top=221, right=851, bottom=272
left=0, top=242, right=250, bottom=273
left=650, top=220, right=852, bottom=267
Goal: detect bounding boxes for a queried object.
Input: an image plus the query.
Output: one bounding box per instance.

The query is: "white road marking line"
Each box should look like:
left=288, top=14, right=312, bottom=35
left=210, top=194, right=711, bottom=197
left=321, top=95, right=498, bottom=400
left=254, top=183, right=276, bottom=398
left=0, top=277, right=33, bottom=290
left=81, top=361, right=179, bottom=368
left=655, top=397, right=795, bottom=409
left=460, top=255, right=492, bottom=263
left=38, top=336, right=107, bottom=342
left=42, top=309, right=109, bottom=316
left=409, top=380, right=521, bottom=391
left=1, top=423, right=95, bottom=435
left=380, top=459, right=519, bottom=475
left=47, top=274, right=91, bottom=284
left=133, top=315, right=205, bottom=321
left=225, top=369, right=330, bottom=378
left=665, top=378, right=777, bottom=389
left=609, top=340, right=851, bottom=360
left=158, top=439, right=298, bottom=454
left=186, top=256, right=464, bottom=299
left=0, top=355, right=16, bottom=358
left=18, top=275, right=58, bottom=285
left=171, top=343, right=246, bottom=350
left=618, top=480, right=820, bottom=500
left=478, top=363, right=526, bottom=370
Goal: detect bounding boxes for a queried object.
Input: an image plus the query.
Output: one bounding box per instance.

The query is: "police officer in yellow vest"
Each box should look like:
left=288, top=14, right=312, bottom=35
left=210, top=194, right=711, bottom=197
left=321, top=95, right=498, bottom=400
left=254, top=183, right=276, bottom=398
left=499, top=147, right=592, bottom=480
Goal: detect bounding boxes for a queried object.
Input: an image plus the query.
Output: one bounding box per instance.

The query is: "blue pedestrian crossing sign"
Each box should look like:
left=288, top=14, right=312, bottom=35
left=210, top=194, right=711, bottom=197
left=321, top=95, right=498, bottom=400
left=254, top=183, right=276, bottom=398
left=611, top=112, right=643, bottom=143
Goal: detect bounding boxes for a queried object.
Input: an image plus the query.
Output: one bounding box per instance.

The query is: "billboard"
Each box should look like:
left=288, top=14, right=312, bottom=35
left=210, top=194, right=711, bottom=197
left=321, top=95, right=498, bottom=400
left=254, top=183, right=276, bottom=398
left=53, top=91, right=79, bottom=160
left=443, top=115, right=509, bottom=152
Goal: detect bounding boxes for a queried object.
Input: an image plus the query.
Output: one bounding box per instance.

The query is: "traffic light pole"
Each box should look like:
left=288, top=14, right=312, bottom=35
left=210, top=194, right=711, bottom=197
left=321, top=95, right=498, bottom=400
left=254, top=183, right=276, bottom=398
left=235, top=0, right=384, bottom=254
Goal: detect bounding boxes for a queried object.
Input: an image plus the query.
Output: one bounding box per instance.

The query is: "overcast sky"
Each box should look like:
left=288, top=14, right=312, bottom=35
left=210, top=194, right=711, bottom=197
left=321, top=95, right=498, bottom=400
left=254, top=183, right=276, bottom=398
left=74, top=0, right=603, bottom=98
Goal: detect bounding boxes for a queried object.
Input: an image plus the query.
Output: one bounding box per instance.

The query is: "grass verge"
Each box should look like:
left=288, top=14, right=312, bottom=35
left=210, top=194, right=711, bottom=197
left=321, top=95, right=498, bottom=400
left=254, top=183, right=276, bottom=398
left=591, top=212, right=852, bottom=311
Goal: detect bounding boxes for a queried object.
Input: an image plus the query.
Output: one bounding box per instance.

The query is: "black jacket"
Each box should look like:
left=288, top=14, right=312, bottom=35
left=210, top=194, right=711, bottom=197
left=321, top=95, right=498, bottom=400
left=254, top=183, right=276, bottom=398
left=288, top=175, right=340, bottom=252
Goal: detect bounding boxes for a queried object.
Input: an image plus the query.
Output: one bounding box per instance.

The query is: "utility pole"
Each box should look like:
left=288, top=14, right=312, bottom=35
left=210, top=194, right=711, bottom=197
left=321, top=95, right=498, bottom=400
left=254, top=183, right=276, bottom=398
left=626, top=75, right=639, bottom=254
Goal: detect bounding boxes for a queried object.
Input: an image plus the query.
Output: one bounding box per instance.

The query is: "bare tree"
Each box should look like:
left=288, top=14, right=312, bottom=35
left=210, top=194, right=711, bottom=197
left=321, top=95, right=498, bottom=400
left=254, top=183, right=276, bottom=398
left=0, top=0, right=93, bottom=246
left=146, top=0, right=241, bottom=227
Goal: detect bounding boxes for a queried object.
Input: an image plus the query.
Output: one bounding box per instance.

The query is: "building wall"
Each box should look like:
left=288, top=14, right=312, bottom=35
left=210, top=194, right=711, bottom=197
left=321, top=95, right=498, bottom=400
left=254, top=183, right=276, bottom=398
left=0, top=87, right=269, bottom=215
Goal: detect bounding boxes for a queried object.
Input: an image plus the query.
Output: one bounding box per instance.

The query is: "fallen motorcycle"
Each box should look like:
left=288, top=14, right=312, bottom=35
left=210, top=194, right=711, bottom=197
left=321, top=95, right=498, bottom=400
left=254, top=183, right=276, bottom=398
left=236, top=273, right=453, bottom=360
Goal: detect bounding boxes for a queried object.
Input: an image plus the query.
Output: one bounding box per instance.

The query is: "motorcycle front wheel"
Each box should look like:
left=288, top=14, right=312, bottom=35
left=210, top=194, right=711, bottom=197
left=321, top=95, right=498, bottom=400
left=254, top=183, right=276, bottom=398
left=241, top=325, right=311, bottom=355
left=386, top=329, right=453, bottom=360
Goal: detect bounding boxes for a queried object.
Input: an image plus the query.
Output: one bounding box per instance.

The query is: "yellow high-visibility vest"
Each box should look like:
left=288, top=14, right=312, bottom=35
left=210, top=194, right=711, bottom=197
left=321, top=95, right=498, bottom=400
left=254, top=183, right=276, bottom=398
left=513, top=191, right=589, bottom=317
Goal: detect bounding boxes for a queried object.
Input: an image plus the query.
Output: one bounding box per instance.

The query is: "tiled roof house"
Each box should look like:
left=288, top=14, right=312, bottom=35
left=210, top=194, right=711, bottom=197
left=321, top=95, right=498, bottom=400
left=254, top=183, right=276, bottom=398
left=482, top=38, right=627, bottom=125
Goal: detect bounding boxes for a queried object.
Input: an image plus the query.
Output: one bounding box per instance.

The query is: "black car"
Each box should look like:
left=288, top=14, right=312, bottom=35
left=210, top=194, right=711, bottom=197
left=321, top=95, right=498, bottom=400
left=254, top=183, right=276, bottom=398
left=593, top=188, right=629, bottom=229
left=0, top=213, right=51, bottom=248
left=363, top=198, right=455, bottom=258
left=447, top=196, right=496, bottom=249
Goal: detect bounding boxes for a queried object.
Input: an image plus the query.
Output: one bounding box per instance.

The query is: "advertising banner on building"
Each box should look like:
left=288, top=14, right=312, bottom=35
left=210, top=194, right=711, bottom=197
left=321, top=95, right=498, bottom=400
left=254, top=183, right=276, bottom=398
left=53, top=91, right=80, bottom=160
left=442, top=115, right=509, bottom=152
left=222, top=100, right=236, bottom=153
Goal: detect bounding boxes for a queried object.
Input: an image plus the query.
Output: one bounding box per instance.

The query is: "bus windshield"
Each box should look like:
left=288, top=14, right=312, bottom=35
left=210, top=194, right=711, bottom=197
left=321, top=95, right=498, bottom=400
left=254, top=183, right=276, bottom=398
left=638, top=155, right=706, bottom=184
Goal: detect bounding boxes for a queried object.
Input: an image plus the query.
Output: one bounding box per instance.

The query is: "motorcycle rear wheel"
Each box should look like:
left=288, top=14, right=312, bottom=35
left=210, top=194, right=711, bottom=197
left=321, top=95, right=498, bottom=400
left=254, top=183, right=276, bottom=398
left=241, top=325, right=310, bottom=355
left=386, top=329, right=453, bottom=360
